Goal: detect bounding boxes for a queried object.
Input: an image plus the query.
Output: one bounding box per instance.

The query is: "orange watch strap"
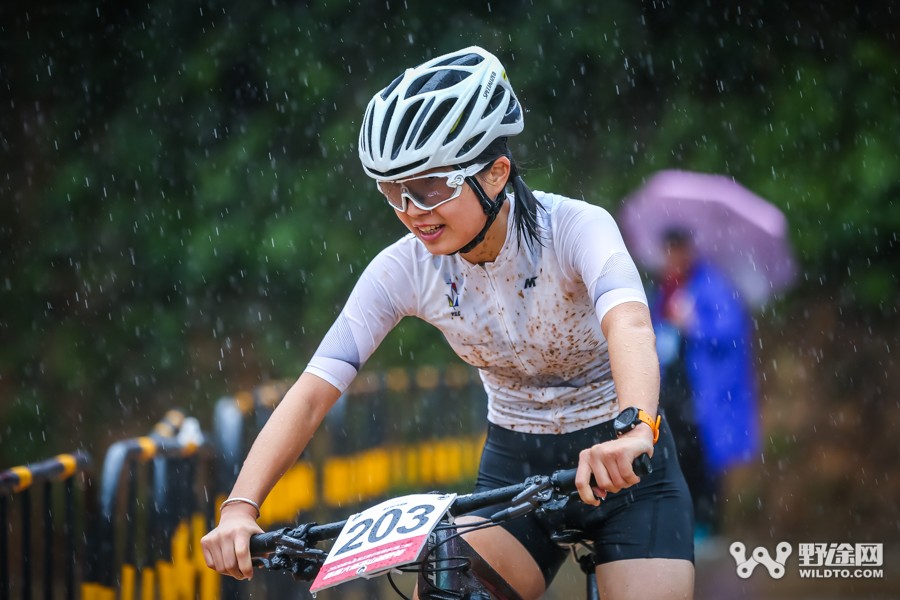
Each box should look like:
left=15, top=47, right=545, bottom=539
left=637, top=409, right=661, bottom=444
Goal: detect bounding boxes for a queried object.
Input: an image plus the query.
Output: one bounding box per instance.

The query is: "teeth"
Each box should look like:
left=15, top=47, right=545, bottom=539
left=419, top=225, right=442, bottom=234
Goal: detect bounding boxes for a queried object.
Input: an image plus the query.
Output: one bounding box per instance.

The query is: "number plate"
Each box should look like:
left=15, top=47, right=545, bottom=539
left=310, top=493, right=456, bottom=593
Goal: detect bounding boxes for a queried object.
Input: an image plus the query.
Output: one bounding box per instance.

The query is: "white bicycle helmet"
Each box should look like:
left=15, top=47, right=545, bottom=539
left=359, top=46, right=524, bottom=180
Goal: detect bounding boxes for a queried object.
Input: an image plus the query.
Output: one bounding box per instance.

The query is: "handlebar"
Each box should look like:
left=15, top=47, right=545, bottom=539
left=453, top=452, right=652, bottom=516
left=249, top=520, right=347, bottom=555
left=249, top=453, right=652, bottom=556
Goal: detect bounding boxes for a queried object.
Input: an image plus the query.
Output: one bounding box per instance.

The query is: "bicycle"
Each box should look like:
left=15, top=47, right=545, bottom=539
left=249, top=454, right=653, bottom=599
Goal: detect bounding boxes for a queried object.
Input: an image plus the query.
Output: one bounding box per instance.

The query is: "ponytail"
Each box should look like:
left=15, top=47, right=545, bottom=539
left=507, top=160, right=546, bottom=253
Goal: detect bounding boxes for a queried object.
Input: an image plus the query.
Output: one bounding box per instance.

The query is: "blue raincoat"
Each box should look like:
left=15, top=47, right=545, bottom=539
left=652, top=261, right=760, bottom=474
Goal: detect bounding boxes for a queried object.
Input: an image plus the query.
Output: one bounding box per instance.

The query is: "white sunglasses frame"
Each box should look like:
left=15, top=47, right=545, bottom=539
left=376, top=162, right=489, bottom=212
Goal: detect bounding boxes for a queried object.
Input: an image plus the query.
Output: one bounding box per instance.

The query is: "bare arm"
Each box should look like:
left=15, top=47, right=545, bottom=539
left=601, top=300, right=660, bottom=421
left=575, top=301, right=660, bottom=505
left=201, top=371, right=342, bottom=580
left=229, top=372, right=341, bottom=502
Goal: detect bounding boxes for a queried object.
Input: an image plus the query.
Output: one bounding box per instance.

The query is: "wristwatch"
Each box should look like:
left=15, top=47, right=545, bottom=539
left=613, top=407, right=661, bottom=444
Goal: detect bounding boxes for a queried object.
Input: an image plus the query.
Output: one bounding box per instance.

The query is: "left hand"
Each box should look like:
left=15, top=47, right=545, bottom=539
left=574, top=426, right=654, bottom=506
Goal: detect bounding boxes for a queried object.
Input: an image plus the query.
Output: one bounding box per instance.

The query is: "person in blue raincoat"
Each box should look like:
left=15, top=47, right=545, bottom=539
left=651, top=228, right=760, bottom=538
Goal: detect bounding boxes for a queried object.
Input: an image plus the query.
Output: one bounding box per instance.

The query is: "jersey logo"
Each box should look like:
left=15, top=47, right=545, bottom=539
left=446, top=281, right=461, bottom=317
left=524, top=276, right=538, bottom=289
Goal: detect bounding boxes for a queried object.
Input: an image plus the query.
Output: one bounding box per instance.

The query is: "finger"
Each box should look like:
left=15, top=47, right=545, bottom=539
left=207, top=543, right=226, bottom=576
left=608, top=449, right=644, bottom=490
left=618, top=452, right=641, bottom=487
left=200, top=534, right=220, bottom=571
left=591, top=459, right=616, bottom=496
left=200, top=535, right=213, bottom=568
left=603, top=455, right=626, bottom=493
left=575, top=450, right=600, bottom=506
left=234, top=535, right=254, bottom=580
left=222, top=540, right=245, bottom=580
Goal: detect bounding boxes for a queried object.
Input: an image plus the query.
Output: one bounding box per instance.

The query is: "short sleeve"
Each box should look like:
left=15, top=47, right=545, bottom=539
left=304, top=244, right=417, bottom=391
left=552, top=200, right=648, bottom=323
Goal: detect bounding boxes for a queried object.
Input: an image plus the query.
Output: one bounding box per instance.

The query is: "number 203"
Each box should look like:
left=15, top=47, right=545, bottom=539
left=335, top=504, right=436, bottom=556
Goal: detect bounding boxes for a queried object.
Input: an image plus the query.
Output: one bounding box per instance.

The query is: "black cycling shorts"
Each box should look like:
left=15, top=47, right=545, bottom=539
left=470, top=414, right=694, bottom=586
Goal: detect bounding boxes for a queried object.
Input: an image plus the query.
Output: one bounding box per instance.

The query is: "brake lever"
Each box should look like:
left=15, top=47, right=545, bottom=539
left=491, top=476, right=554, bottom=522
left=510, top=476, right=552, bottom=505
left=252, top=525, right=327, bottom=581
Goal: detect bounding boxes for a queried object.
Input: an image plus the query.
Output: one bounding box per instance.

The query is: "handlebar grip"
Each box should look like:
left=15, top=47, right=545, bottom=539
left=553, top=453, right=653, bottom=493
left=553, top=468, right=579, bottom=491
left=633, top=453, right=653, bottom=476
left=249, top=530, right=281, bottom=555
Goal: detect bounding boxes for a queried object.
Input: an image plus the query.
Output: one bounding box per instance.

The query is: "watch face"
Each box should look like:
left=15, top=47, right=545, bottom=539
left=614, top=406, right=639, bottom=432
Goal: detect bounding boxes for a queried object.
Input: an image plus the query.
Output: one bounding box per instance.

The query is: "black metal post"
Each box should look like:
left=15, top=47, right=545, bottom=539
left=125, top=464, right=138, bottom=594
left=21, top=488, right=31, bottom=600
left=42, top=482, right=52, bottom=600
left=64, top=479, right=75, bottom=600
left=151, top=456, right=170, bottom=570
left=144, top=459, right=155, bottom=579
left=1, top=496, right=8, bottom=600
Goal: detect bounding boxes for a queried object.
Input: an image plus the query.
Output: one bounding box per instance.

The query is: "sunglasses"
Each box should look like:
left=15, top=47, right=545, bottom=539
left=376, top=162, right=489, bottom=212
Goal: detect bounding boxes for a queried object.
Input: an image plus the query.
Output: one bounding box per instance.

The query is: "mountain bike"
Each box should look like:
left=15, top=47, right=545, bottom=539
left=249, top=454, right=653, bottom=599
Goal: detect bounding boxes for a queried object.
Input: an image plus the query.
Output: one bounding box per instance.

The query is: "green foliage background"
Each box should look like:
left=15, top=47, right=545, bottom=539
left=1, top=1, right=898, bottom=464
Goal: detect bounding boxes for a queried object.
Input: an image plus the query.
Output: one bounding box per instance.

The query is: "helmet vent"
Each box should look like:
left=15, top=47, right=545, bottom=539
left=501, top=96, right=522, bottom=125
left=392, top=99, right=423, bottom=159
left=433, top=53, right=484, bottom=68
left=444, top=88, right=480, bottom=145
left=380, top=96, right=398, bottom=156
left=416, top=98, right=455, bottom=150
left=455, top=131, right=485, bottom=158
left=363, top=106, right=374, bottom=154
left=407, top=70, right=469, bottom=99
left=407, top=97, right=435, bottom=150
left=483, top=87, right=505, bottom=117
left=380, top=74, right=404, bottom=101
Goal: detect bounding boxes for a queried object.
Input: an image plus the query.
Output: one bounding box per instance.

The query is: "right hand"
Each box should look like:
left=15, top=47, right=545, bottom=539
left=574, top=425, right=654, bottom=506
left=201, top=504, right=265, bottom=580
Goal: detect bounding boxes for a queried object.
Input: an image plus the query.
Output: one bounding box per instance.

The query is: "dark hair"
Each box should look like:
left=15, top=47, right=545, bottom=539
left=467, top=137, right=546, bottom=252
left=662, top=227, right=694, bottom=248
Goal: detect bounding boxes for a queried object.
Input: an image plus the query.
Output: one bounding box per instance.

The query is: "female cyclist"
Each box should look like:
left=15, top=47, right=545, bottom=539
left=202, top=46, right=695, bottom=599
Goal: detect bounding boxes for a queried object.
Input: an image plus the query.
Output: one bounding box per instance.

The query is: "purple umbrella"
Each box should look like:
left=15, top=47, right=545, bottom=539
left=619, top=170, right=797, bottom=308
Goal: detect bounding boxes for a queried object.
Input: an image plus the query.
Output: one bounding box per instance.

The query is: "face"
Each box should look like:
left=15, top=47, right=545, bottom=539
left=385, top=158, right=511, bottom=259
left=663, top=241, right=695, bottom=278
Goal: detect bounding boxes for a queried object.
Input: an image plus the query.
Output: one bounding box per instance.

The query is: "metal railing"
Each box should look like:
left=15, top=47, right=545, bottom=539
left=2, top=365, right=489, bottom=599
left=0, top=451, right=93, bottom=600
left=82, top=410, right=218, bottom=600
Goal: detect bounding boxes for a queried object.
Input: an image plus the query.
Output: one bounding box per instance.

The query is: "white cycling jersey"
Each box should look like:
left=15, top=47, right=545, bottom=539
left=305, top=192, right=648, bottom=434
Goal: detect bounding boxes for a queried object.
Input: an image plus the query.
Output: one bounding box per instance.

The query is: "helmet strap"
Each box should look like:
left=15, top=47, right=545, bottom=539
left=453, top=176, right=506, bottom=255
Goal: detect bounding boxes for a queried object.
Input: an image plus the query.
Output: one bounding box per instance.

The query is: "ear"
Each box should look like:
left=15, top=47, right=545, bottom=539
left=482, top=156, right=511, bottom=191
